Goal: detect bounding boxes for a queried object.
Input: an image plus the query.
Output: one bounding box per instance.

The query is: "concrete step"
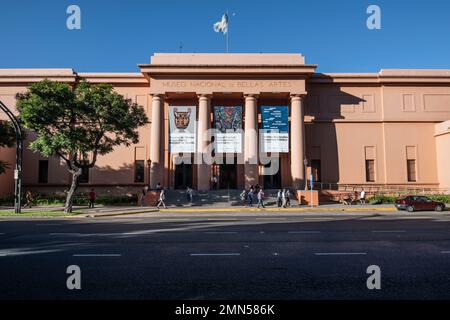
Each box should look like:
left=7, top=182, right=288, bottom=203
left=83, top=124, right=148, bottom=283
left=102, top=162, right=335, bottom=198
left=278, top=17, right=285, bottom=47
left=164, top=189, right=299, bottom=208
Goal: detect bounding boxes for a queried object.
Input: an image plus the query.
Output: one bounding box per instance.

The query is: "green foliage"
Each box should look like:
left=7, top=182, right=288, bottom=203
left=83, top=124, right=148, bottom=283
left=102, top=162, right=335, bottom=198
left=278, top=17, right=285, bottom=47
left=368, top=195, right=398, bottom=204
left=16, top=80, right=148, bottom=167
left=368, top=194, right=450, bottom=205
left=0, top=194, right=137, bottom=206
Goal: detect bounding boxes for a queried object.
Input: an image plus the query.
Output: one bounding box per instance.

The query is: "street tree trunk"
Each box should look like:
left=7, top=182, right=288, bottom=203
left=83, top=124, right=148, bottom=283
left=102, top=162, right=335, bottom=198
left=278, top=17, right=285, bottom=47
left=65, top=167, right=82, bottom=214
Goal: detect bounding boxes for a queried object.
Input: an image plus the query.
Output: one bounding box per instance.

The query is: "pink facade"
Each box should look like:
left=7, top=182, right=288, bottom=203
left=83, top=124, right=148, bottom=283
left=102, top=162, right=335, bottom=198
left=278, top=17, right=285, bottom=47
left=0, top=54, right=449, bottom=197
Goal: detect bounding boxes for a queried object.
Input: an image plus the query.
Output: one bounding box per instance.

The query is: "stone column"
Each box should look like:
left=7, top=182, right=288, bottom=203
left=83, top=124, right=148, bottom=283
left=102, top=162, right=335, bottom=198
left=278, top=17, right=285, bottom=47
left=244, top=94, right=259, bottom=188
left=290, top=94, right=306, bottom=190
left=150, top=94, right=163, bottom=188
left=197, top=94, right=211, bottom=191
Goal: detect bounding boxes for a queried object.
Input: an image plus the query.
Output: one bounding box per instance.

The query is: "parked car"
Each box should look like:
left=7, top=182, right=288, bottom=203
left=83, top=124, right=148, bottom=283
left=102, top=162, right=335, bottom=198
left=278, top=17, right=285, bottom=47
left=395, top=196, right=446, bottom=212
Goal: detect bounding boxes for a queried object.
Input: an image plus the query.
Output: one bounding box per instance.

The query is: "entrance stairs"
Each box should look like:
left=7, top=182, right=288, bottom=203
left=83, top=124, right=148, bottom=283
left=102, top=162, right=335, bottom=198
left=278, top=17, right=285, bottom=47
left=164, top=189, right=299, bottom=208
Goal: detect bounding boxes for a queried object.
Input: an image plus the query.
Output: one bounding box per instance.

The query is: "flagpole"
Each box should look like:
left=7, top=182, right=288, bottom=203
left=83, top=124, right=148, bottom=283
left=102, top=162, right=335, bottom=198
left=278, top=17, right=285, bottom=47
left=226, top=10, right=229, bottom=53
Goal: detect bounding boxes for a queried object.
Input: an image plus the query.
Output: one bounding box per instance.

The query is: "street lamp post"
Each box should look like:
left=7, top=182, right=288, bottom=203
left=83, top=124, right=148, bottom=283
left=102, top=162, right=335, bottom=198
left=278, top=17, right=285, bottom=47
left=0, top=100, right=23, bottom=214
left=303, top=158, right=308, bottom=191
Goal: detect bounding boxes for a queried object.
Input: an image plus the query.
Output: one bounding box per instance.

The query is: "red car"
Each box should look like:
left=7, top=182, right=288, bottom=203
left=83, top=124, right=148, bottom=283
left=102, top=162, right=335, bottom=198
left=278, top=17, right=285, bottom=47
left=395, top=196, right=446, bottom=212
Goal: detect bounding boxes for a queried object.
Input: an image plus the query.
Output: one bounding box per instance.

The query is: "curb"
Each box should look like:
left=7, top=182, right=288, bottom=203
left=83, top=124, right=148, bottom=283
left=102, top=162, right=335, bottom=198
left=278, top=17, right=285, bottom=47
left=158, top=207, right=397, bottom=213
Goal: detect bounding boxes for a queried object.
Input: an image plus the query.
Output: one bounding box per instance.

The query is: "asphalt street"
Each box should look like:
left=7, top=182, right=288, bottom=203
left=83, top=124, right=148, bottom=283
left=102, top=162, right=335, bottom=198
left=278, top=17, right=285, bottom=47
left=1, top=211, right=450, bottom=300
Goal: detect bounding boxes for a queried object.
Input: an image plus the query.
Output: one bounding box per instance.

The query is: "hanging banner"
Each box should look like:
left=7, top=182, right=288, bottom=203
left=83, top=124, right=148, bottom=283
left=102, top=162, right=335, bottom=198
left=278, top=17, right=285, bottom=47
left=213, top=106, right=243, bottom=153
left=169, top=106, right=196, bottom=153
left=261, top=106, right=289, bottom=152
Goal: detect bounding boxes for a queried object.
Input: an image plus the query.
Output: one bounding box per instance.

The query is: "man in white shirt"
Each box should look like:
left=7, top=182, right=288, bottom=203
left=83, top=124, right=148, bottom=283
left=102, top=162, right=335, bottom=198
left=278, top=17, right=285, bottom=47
left=360, top=189, right=366, bottom=205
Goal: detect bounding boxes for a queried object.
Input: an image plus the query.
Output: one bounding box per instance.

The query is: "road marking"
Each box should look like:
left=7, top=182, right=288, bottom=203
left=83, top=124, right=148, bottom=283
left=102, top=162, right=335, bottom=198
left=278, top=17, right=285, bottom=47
left=441, top=251, right=450, bottom=254
left=50, top=233, right=82, bottom=236
left=256, top=218, right=287, bottom=220
left=204, top=232, right=238, bottom=234
left=372, top=230, right=406, bottom=234
left=0, top=233, right=5, bottom=235
left=288, top=231, right=321, bottom=234
left=190, top=253, right=240, bottom=257
left=315, top=252, right=367, bottom=256
left=159, top=219, right=191, bottom=221
left=72, top=254, right=121, bottom=257
left=36, top=224, right=62, bottom=226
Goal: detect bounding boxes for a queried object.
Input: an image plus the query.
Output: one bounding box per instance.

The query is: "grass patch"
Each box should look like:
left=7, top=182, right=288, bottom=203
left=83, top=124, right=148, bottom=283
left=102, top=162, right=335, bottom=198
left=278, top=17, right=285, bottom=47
left=0, top=210, right=68, bottom=217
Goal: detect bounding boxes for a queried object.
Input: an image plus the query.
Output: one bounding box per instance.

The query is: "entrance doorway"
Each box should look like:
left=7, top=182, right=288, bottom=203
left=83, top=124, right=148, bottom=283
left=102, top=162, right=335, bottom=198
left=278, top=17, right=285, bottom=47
left=174, top=163, right=193, bottom=189
left=263, top=161, right=282, bottom=189
left=219, top=163, right=237, bottom=189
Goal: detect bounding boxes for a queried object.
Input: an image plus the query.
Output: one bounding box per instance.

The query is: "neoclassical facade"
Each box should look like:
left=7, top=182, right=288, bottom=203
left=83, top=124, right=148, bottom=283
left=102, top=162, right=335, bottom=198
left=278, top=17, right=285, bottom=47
left=0, top=53, right=449, bottom=196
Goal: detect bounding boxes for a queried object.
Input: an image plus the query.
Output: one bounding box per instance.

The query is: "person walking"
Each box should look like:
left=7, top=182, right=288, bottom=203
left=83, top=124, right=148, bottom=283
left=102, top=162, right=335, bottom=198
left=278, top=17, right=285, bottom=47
left=157, top=189, right=167, bottom=209
left=257, top=188, right=266, bottom=209
left=88, top=188, right=96, bottom=208
left=248, top=185, right=254, bottom=207
left=186, top=187, right=193, bottom=203
left=285, top=189, right=291, bottom=208
left=281, top=189, right=287, bottom=208
left=140, top=186, right=148, bottom=207
left=240, top=189, right=247, bottom=206
left=212, top=175, right=218, bottom=190
left=24, top=191, right=34, bottom=208
left=360, top=189, right=366, bottom=205
left=276, top=189, right=282, bottom=208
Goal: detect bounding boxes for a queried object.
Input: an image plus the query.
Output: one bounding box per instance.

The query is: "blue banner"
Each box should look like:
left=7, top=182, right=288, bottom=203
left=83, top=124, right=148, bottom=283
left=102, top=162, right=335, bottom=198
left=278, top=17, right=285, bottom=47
left=261, top=106, right=289, bottom=152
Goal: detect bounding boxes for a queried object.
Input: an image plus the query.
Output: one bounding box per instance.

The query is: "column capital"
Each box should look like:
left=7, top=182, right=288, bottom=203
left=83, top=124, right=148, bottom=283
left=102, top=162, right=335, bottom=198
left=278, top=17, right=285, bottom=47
left=244, top=94, right=259, bottom=100
left=290, top=93, right=306, bottom=101
left=197, top=93, right=212, bottom=100
left=151, top=93, right=165, bottom=100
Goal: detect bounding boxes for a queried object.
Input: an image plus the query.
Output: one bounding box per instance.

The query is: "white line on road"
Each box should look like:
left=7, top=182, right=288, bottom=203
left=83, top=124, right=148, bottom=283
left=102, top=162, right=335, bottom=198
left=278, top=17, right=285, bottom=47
left=0, top=233, right=5, bottom=235
left=204, top=232, right=238, bottom=234
left=37, top=224, right=62, bottom=226
left=372, top=230, right=406, bottom=233
left=72, top=254, right=121, bottom=257
left=190, top=253, right=241, bottom=257
left=288, top=231, right=321, bottom=234
left=315, top=252, right=367, bottom=256
left=441, top=251, right=450, bottom=254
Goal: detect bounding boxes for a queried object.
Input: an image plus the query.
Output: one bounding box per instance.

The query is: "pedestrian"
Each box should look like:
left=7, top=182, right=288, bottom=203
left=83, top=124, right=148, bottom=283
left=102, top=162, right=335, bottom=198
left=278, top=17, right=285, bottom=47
left=248, top=185, right=254, bottom=207
left=276, top=189, right=282, bottom=207
left=140, top=186, right=148, bottom=207
left=257, top=188, right=266, bottom=208
left=360, top=189, right=366, bottom=205
left=157, top=189, right=167, bottom=209
left=186, top=187, right=193, bottom=203
left=156, top=182, right=162, bottom=191
left=240, top=189, right=247, bottom=206
left=212, top=175, right=218, bottom=190
left=285, top=189, right=291, bottom=208
left=281, top=189, right=286, bottom=208
left=24, top=190, right=33, bottom=208
left=88, top=188, right=96, bottom=208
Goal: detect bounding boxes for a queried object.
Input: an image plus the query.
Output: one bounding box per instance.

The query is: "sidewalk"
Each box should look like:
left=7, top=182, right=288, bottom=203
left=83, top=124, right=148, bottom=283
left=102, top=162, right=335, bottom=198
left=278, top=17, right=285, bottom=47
left=1, top=203, right=448, bottom=218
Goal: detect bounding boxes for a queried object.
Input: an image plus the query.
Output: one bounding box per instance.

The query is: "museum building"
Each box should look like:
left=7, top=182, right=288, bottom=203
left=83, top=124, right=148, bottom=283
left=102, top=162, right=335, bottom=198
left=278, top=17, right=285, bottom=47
left=0, top=53, right=449, bottom=196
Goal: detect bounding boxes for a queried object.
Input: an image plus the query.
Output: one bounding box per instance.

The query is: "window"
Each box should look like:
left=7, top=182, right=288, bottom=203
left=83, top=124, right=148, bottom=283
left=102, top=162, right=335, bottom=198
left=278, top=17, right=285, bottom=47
left=407, top=159, right=416, bottom=182
left=311, top=160, right=322, bottom=182
left=38, top=160, right=48, bottom=184
left=134, top=160, right=145, bottom=183
left=365, top=160, right=375, bottom=182
left=79, top=162, right=89, bottom=183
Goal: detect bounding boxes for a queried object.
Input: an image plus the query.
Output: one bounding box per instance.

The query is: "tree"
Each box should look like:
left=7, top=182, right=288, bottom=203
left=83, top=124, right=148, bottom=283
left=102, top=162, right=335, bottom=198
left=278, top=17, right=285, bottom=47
left=16, top=80, right=148, bottom=213
left=0, top=120, right=16, bottom=174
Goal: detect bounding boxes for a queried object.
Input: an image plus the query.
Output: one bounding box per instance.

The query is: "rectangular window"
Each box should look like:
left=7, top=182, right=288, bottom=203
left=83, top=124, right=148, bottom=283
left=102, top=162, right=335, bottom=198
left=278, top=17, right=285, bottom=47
left=311, top=159, right=322, bottom=182
left=38, top=160, right=48, bottom=184
left=407, top=159, right=417, bottom=182
left=365, top=160, right=375, bottom=182
left=134, top=160, right=145, bottom=183
left=79, top=162, right=89, bottom=183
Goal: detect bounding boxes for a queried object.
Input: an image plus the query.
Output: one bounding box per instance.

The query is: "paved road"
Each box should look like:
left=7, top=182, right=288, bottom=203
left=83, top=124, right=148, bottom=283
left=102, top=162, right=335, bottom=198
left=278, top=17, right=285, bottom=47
left=1, top=211, right=450, bottom=300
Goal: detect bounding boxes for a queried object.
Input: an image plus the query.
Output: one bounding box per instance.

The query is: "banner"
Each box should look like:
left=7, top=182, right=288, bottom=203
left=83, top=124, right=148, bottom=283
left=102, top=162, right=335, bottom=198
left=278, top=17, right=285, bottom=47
left=169, top=106, right=196, bottom=153
left=213, top=106, right=242, bottom=153
left=261, top=106, right=289, bottom=152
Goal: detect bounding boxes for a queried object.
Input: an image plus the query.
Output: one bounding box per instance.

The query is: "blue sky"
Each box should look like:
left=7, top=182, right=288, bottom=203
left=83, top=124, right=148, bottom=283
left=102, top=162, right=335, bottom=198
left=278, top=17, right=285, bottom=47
left=1, top=0, right=450, bottom=72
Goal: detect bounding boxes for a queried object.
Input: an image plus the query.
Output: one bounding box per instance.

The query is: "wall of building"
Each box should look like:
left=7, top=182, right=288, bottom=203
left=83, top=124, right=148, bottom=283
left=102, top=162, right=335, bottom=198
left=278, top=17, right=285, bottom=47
left=435, top=121, right=450, bottom=189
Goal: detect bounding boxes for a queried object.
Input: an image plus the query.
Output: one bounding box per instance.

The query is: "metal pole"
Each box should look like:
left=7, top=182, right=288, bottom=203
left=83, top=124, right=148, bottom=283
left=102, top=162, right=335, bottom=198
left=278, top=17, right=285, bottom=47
left=0, top=101, right=23, bottom=214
